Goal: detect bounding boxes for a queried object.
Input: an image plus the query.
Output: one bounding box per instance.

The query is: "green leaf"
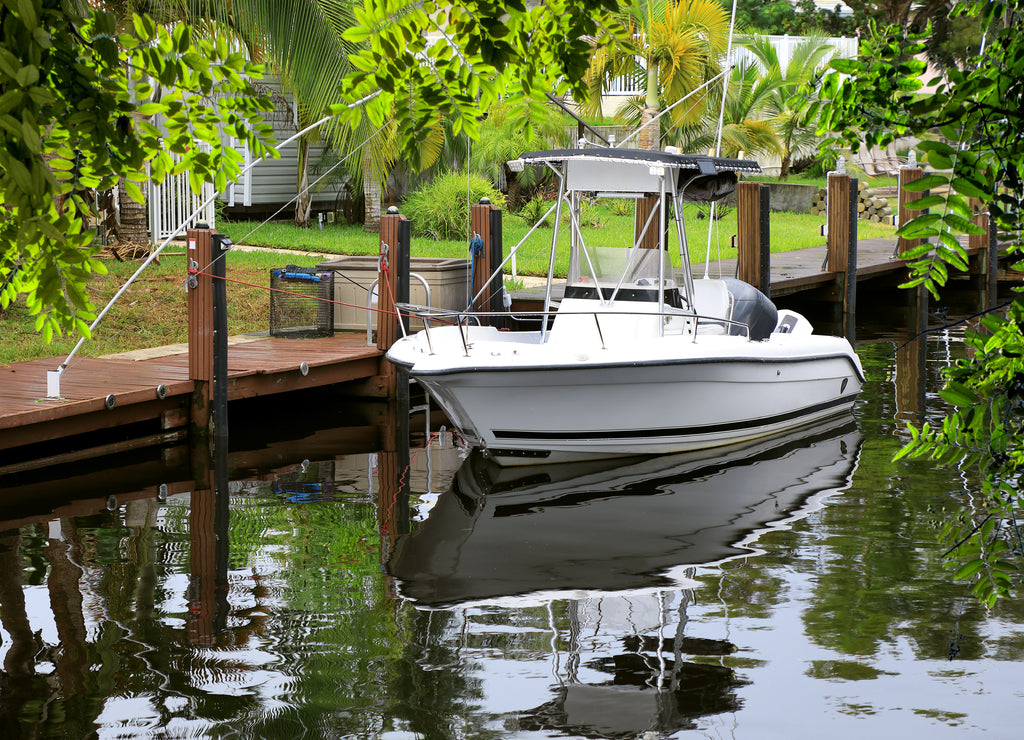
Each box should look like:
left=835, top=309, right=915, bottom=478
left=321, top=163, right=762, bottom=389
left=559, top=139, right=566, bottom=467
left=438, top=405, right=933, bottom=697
left=903, top=174, right=949, bottom=191
left=906, top=194, right=945, bottom=210
left=953, top=559, right=985, bottom=581
left=951, top=177, right=989, bottom=200
left=939, top=381, right=979, bottom=407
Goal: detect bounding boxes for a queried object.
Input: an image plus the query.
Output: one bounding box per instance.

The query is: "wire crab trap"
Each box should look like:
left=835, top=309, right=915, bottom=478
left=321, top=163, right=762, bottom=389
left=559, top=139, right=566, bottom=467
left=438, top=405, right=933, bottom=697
left=269, top=265, right=335, bottom=338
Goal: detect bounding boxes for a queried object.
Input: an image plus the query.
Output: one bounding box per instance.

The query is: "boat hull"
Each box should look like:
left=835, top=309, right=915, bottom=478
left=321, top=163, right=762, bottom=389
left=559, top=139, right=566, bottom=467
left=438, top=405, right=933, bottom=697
left=397, top=338, right=862, bottom=464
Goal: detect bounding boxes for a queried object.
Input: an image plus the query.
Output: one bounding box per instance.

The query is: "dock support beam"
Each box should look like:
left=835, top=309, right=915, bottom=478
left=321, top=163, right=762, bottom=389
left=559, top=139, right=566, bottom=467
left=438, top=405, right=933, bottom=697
left=376, top=208, right=411, bottom=397
left=187, top=226, right=214, bottom=445
left=187, top=225, right=231, bottom=451
left=968, top=200, right=999, bottom=308
left=827, top=172, right=858, bottom=341
left=897, top=166, right=925, bottom=256
left=736, top=181, right=771, bottom=296
left=470, top=198, right=505, bottom=325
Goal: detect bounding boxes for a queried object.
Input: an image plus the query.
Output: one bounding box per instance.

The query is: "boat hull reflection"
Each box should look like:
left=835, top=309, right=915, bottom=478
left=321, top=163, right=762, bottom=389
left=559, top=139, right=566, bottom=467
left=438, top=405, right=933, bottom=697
left=389, top=416, right=862, bottom=608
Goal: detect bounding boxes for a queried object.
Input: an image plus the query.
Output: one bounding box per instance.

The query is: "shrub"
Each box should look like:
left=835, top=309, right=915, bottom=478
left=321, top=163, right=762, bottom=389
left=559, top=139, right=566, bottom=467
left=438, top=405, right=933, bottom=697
left=517, top=195, right=553, bottom=228
left=605, top=197, right=634, bottom=217
left=402, top=170, right=505, bottom=240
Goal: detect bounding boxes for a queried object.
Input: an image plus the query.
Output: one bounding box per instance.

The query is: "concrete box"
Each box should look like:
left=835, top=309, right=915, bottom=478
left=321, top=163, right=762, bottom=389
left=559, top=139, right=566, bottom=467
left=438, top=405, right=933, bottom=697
left=317, top=256, right=472, bottom=333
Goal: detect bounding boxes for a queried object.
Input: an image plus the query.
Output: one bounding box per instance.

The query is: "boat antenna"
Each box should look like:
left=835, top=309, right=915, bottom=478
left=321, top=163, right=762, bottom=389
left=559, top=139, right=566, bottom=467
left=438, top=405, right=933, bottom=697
left=703, top=0, right=741, bottom=278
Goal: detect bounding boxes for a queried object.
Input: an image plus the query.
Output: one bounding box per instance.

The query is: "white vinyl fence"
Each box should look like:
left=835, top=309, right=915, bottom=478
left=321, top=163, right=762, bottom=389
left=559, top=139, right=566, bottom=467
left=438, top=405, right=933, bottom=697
left=148, top=163, right=217, bottom=242
left=605, top=35, right=858, bottom=96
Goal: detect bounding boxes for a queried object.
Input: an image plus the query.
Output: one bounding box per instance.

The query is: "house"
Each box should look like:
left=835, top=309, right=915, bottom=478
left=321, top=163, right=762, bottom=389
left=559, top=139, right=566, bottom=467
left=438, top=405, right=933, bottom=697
left=147, top=79, right=352, bottom=242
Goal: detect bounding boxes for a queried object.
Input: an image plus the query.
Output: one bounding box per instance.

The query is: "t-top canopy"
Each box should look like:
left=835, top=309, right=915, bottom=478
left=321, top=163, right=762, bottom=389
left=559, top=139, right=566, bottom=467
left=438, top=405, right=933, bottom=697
left=512, top=147, right=762, bottom=201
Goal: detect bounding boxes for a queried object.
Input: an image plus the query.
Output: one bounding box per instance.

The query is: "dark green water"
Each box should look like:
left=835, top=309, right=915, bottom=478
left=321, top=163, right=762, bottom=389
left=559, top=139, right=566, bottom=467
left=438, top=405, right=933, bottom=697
left=2, top=288, right=1021, bottom=739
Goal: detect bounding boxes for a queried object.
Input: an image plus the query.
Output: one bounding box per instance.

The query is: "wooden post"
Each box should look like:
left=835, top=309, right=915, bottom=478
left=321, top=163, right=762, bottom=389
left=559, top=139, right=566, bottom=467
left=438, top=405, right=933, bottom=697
left=470, top=199, right=497, bottom=314
left=897, top=166, right=925, bottom=255
left=968, top=199, right=999, bottom=308
left=187, top=226, right=214, bottom=440
left=987, top=214, right=998, bottom=308
left=489, top=207, right=505, bottom=318
left=634, top=195, right=661, bottom=250
left=211, top=233, right=229, bottom=448
left=736, top=182, right=771, bottom=296
left=826, top=173, right=857, bottom=341
left=377, top=209, right=410, bottom=396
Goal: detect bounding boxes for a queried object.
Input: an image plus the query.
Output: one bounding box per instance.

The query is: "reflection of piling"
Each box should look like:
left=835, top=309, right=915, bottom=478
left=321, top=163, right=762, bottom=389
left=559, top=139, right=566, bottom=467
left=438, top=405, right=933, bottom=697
left=826, top=173, right=858, bottom=342
left=187, top=447, right=230, bottom=646
left=736, top=181, right=771, bottom=297
left=895, top=286, right=928, bottom=419
left=377, top=400, right=411, bottom=564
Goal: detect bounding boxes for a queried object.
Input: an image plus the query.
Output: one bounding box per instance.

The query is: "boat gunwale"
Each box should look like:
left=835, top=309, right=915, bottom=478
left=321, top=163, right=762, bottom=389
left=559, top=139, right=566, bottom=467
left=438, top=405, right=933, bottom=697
left=391, top=350, right=867, bottom=384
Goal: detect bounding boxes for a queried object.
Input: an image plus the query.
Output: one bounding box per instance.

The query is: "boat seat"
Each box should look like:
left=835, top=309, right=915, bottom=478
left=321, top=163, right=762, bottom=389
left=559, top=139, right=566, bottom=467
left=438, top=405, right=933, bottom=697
left=690, top=279, right=732, bottom=333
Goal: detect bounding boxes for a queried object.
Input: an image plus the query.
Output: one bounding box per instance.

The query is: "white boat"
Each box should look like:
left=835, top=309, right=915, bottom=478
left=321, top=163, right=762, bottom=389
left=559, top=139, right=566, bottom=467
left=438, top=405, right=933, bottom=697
left=386, top=147, right=864, bottom=465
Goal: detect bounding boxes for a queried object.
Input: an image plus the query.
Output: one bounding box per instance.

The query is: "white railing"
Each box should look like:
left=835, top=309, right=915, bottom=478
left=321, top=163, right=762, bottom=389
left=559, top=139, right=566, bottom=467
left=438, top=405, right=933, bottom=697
left=148, top=165, right=216, bottom=241
left=606, top=34, right=857, bottom=96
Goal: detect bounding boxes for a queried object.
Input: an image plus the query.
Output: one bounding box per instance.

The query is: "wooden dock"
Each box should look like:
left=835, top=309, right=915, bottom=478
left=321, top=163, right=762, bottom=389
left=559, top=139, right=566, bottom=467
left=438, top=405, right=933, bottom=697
left=0, top=333, right=383, bottom=468
left=513, top=236, right=1005, bottom=310
left=1, top=225, right=1008, bottom=472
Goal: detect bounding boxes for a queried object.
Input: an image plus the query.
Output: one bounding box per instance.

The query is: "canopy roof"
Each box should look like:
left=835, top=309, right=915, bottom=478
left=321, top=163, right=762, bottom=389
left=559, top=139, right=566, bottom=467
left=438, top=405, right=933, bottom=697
left=514, top=147, right=761, bottom=200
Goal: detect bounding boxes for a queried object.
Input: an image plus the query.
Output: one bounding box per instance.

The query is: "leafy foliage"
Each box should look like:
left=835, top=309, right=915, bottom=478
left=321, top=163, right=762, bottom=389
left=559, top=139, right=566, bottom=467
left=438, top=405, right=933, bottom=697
left=402, top=171, right=505, bottom=241
left=0, top=3, right=276, bottom=340
left=470, top=97, right=570, bottom=210
left=339, top=0, right=628, bottom=152
left=819, top=0, right=1024, bottom=605
left=583, top=0, right=730, bottom=140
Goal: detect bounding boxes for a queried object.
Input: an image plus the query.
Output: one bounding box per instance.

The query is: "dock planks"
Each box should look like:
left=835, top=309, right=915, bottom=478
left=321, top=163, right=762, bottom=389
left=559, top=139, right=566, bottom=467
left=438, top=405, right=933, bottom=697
left=0, top=334, right=382, bottom=456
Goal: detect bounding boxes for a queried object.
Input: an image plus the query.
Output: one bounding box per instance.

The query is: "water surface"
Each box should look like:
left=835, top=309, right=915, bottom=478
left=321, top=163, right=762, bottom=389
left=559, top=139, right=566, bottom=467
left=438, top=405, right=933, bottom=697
left=1, top=289, right=1021, bottom=739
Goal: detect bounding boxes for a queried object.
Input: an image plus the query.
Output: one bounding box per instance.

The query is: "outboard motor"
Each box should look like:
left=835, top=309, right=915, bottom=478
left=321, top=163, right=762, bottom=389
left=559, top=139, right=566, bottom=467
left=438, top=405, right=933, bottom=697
left=722, top=278, right=778, bottom=341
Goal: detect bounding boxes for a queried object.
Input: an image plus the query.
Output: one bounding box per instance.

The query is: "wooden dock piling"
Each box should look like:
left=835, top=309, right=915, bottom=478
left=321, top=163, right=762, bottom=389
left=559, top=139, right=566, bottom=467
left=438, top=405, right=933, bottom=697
left=186, top=226, right=214, bottom=442
left=897, top=166, right=925, bottom=256
left=470, top=198, right=505, bottom=324
left=826, top=172, right=858, bottom=340
left=375, top=209, right=411, bottom=396
left=736, top=181, right=771, bottom=296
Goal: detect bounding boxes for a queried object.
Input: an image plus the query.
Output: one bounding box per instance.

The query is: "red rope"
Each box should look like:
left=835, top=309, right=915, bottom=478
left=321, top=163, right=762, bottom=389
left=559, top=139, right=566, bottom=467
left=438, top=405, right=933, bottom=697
left=188, top=266, right=400, bottom=317
left=187, top=266, right=463, bottom=327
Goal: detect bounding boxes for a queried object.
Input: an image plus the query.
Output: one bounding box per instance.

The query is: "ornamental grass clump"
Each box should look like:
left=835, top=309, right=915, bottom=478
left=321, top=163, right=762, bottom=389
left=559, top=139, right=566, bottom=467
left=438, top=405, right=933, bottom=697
left=402, top=171, right=505, bottom=241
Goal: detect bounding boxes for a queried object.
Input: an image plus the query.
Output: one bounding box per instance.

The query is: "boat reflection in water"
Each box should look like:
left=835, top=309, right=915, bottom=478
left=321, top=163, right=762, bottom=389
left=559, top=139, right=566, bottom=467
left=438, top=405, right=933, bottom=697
left=389, top=416, right=862, bottom=738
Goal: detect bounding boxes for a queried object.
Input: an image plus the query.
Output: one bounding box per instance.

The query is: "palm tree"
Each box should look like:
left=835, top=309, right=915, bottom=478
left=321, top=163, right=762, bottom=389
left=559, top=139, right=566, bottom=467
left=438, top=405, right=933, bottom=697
left=741, top=34, right=838, bottom=178
left=470, top=99, right=572, bottom=210
left=183, top=1, right=375, bottom=228
left=677, top=60, right=783, bottom=159
left=583, top=0, right=731, bottom=150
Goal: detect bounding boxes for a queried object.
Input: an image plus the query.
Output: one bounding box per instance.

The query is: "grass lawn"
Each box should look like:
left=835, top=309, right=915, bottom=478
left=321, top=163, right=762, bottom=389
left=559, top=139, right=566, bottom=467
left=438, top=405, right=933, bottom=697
left=0, top=249, right=322, bottom=365
left=5, top=198, right=897, bottom=364
left=221, top=199, right=897, bottom=278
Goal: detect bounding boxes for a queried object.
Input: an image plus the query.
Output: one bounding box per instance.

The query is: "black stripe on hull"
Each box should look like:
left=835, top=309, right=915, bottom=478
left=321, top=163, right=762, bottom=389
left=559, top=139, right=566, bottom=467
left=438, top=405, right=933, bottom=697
left=492, top=394, right=858, bottom=442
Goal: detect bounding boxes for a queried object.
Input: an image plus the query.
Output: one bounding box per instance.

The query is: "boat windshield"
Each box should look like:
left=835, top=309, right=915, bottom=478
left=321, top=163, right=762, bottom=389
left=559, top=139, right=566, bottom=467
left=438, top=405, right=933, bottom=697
left=568, top=246, right=675, bottom=292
